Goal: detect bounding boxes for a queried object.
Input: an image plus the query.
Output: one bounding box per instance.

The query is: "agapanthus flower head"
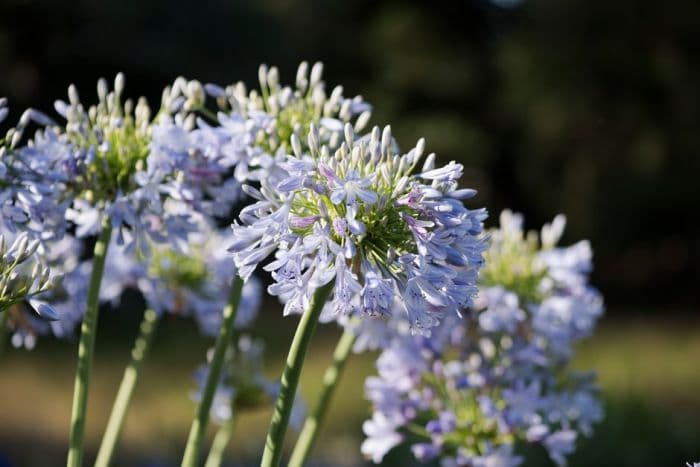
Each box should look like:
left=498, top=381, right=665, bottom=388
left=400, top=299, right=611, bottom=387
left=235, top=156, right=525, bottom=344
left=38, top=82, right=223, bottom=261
left=102, top=217, right=261, bottom=335
left=230, top=123, right=487, bottom=334
left=4, top=75, right=210, bottom=252
left=192, top=335, right=306, bottom=428
left=362, top=212, right=604, bottom=466
left=0, top=231, right=57, bottom=322
left=207, top=61, right=372, bottom=155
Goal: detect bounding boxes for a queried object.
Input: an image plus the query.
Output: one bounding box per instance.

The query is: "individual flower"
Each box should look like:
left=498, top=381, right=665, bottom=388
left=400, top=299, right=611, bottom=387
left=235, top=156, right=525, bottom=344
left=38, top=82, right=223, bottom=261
left=229, top=124, right=487, bottom=334
left=101, top=216, right=262, bottom=336
left=192, top=335, right=306, bottom=428
left=361, top=212, right=604, bottom=466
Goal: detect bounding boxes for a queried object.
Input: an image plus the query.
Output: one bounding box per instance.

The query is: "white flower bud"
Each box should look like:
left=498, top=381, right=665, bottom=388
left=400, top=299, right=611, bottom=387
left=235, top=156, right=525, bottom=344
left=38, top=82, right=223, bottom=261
left=296, top=61, right=309, bottom=91
left=258, top=64, right=269, bottom=90
left=344, top=123, right=354, bottom=147
left=291, top=133, right=302, bottom=157
left=267, top=66, right=279, bottom=90
left=114, top=72, right=126, bottom=97
left=381, top=126, right=392, bottom=154
left=339, top=99, right=352, bottom=121
left=97, top=78, right=108, bottom=103
left=422, top=153, right=436, bottom=172
left=68, top=84, right=80, bottom=106
left=310, top=62, right=324, bottom=87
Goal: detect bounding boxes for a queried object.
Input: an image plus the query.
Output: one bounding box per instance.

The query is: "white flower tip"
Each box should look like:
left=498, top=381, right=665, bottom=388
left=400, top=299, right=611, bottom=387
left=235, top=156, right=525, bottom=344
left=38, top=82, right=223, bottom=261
left=310, top=62, right=324, bottom=86
left=115, top=73, right=126, bottom=95
left=258, top=64, right=269, bottom=88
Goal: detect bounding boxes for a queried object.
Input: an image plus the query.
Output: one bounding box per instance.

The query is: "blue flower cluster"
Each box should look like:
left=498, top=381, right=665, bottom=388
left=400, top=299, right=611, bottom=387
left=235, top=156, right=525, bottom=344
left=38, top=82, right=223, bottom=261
left=361, top=211, right=604, bottom=466
left=229, top=122, right=487, bottom=334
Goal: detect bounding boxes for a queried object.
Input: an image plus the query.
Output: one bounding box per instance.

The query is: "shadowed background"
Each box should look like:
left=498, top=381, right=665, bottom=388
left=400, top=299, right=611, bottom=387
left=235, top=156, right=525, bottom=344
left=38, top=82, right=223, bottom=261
left=0, top=0, right=698, bottom=465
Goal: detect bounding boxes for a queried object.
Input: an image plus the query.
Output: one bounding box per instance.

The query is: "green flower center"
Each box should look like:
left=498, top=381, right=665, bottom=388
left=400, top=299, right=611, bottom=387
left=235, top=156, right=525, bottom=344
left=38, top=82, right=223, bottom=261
left=68, top=115, right=150, bottom=203
left=480, top=230, right=547, bottom=304
left=149, top=249, right=208, bottom=293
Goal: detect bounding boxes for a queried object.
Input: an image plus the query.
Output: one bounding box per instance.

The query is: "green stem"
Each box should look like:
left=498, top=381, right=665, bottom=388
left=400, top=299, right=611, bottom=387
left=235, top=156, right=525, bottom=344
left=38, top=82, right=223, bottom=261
left=0, top=307, right=10, bottom=359
left=260, top=280, right=335, bottom=467
left=94, top=308, right=159, bottom=467
left=203, top=417, right=236, bottom=467
left=287, top=327, right=356, bottom=467
left=181, top=276, right=244, bottom=467
left=67, top=218, right=113, bottom=467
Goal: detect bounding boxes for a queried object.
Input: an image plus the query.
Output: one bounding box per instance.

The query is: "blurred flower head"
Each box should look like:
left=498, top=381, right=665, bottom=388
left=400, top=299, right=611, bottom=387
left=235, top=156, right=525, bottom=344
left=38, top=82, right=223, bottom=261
left=102, top=216, right=262, bottom=336
left=192, top=335, right=306, bottom=428
left=362, top=211, right=604, bottom=466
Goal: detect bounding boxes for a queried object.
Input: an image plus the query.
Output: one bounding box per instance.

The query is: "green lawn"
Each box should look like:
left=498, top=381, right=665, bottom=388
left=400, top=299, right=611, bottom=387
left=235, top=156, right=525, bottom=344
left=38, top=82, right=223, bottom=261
left=0, top=308, right=698, bottom=466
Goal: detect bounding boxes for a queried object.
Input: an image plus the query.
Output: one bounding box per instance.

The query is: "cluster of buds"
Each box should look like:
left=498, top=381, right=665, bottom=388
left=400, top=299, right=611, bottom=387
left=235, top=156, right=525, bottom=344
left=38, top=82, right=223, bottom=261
left=0, top=232, right=56, bottom=319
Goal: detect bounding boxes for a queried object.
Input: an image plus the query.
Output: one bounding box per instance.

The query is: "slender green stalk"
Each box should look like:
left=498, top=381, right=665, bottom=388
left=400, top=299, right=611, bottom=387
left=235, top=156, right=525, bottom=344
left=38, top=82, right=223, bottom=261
left=67, top=219, right=113, bottom=467
left=288, top=328, right=356, bottom=467
left=260, top=280, right=335, bottom=467
left=0, top=307, right=10, bottom=359
left=203, top=417, right=236, bottom=467
left=94, top=308, right=159, bottom=467
left=181, top=276, right=244, bottom=467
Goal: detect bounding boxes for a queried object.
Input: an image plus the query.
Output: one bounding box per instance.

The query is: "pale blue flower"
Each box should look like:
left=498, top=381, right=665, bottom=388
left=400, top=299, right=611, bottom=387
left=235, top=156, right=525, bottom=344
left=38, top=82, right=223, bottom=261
left=230, top=124, right=487, bottom=334
left=361, top=412, right=403, bottom=463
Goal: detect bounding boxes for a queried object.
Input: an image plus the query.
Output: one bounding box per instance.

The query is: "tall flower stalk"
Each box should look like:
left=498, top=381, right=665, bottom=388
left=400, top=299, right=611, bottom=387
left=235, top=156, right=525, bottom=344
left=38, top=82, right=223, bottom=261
left=204, top=417, right=236, bottom=467
left=96, top=219, right=261, bottom=465
left=288, top=327, right=357, bottom=467
left=260, top=280, right=334, bottom=467
left=190, top=333, right=306, bottom=467
left=94, top=308, right=159, bottom=467
left=181, top=276, right=244, bottom=467
left=67, top=218, right=112, bottom=467
left=0, top=309, right=8, bottom=357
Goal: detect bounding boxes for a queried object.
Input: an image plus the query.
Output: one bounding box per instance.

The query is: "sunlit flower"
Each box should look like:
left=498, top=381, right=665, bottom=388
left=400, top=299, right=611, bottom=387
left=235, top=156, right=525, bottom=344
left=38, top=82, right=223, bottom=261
left=229, top=123, right=487, bottom=334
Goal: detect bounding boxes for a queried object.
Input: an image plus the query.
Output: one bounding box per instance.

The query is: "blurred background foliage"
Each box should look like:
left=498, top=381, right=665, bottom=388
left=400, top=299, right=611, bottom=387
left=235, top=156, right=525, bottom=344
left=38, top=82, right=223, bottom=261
left=0, top=0, right=698, bottom=466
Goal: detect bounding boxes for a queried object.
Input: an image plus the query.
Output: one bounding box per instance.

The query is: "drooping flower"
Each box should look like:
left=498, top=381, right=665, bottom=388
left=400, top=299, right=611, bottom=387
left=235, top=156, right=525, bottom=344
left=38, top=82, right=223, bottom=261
left=361, top=212, right=604, bottom=466
left=229, top=123, right=487, bottom=334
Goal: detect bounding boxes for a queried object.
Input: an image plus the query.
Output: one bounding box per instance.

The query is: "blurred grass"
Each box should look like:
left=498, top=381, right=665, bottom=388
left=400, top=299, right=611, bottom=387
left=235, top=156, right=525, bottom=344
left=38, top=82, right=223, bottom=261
left=0, top=307, right=699, bottom=466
